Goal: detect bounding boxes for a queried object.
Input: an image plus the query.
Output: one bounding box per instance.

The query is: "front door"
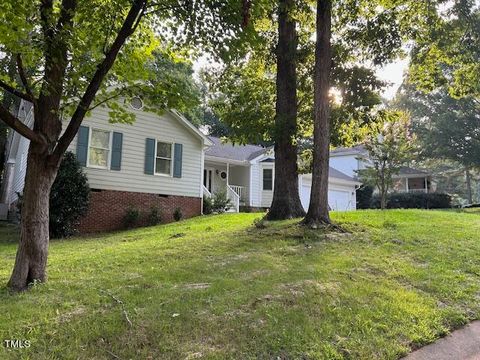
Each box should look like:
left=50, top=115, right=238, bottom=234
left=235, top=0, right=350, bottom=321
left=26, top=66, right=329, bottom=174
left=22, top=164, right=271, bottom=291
left=204, top=169, right=213, bottom=193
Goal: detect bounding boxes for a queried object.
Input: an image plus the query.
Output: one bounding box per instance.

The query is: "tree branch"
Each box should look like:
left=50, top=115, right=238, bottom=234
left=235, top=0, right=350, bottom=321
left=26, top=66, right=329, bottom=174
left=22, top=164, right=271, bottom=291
left=16, top=54, right=35, bottom=101
left=0, top=80, right=32, bottom=102
left=88, top=89, right=126, bottom=112
left=0, top=103, right=45, bottom=145
left=53, top=0, right=147, bottom=160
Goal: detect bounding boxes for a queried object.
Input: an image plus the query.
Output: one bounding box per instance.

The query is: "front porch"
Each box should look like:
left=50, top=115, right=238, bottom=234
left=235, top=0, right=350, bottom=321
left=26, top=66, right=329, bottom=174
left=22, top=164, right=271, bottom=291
left=393, top=176, right=433, bottom=194
left=203, top=160, right=250, bottom=212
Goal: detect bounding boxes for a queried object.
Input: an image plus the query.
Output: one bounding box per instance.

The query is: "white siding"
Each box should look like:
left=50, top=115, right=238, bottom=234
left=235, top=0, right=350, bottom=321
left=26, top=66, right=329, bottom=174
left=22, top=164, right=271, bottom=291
left=67, top=106, right=203, bottom=198
left=329, top=155, right=360, bottom=178
left=10, top=138, right=29, bottom=203
left=250, top=163, right=261, bottom=207
left=8, top=103, right=34, bottom=204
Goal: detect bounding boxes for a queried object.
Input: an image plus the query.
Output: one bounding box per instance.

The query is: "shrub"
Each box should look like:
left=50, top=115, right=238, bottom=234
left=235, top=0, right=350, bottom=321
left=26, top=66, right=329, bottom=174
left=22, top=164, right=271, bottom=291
left=147, top=206, right=161, bottom=226
left=356, top=185, right=374, bottom=209
left=49, top=152, right=90, bottom=238
left=173, top=207, right=183, bottom=221
left=371, top=192, right=452, bottom=209
left=203, top=195, right=213, bottom=215
left=211, top=191, right=232, bottom=213
left=123, top=206, right=140, bottom=228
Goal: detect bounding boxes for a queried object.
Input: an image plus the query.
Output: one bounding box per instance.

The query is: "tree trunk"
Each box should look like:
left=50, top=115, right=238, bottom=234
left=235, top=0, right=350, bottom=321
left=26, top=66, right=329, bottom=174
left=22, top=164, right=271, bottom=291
left=266, top=0, right=305, bottom=220
left=380, top=189, right=387, bottom=210
left=303, top=0, right=332, bottom=227
left=7, top=144, right=58, bottom=291
left=465, top=167, right=473, bottom=204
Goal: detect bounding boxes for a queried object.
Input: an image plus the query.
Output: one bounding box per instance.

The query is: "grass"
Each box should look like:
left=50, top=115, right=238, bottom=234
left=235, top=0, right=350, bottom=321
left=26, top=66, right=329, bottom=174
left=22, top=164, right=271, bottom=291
left=0, top=209, right=480, bottom=359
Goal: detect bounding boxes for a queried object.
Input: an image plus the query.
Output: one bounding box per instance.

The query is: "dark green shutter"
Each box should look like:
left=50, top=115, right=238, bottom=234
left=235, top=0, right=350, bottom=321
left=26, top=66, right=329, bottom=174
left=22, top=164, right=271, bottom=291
left=144, top=138, right=155, bottom=175
left=111, top=132, right=123, bottom=171
left=173, top=143, right=183, bottom=178
left=76, top=126, right=89, bottom=166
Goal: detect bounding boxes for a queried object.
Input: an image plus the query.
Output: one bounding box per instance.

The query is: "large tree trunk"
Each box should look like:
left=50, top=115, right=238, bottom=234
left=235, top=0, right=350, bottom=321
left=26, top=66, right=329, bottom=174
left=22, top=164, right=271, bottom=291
left=465, top=167, right=473, bottom=204
left=303, top=0, right=332, bottom=226
left=7, top=144, right=58, bottom=291
left=266, top=0, right=305, bottom=220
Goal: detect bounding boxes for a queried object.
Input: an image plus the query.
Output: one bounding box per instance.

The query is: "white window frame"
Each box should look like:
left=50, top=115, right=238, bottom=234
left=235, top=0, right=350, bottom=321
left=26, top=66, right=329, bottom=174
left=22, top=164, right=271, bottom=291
left=154, top=140, right=174, bottom=177
left=87, top=128, right=112, bottom=169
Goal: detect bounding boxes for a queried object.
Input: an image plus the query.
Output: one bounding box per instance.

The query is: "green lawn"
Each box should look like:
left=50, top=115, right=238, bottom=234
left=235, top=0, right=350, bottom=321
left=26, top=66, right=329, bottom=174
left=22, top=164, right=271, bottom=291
left=1, top=209, right=480, bottom=359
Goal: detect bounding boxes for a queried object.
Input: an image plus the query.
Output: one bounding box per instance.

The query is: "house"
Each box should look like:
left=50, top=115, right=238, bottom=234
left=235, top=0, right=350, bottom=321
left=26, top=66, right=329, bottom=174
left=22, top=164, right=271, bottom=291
left=329, top=145, right=435, bottom=194
left=204, top=137, right=360, bottom=212
left=0, top=100, right=360, bottom=234
left=0, top=98, right=212, bottom=232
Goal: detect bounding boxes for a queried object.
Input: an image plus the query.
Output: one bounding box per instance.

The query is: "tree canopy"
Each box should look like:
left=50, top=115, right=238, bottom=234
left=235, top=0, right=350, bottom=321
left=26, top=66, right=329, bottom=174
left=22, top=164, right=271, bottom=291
left=409, top=1, right=480, bottom=100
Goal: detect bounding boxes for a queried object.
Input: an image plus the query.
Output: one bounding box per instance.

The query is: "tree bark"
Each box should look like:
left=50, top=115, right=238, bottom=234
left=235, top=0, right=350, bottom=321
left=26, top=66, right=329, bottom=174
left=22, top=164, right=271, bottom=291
left=465, top=167, right=473, bottom=204
left=303, top=0, right=332, bottom=226
left=7, top=143, right=58, bottom=291
left=266, top=0, right=305, bottom=220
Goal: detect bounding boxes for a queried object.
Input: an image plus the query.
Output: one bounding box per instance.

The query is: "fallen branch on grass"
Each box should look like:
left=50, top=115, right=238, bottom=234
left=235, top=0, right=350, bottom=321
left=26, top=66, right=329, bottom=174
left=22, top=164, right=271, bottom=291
left=100, top=290, right=133, bottom=328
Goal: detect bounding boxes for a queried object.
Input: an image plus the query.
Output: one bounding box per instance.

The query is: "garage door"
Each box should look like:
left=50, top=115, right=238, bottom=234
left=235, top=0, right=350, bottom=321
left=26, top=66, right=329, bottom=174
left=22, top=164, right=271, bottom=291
left=301, top=184, right=311, bottom=211
left=328, top=190, right=352, bottom=211
left=301, top=183, right=353, bottom=211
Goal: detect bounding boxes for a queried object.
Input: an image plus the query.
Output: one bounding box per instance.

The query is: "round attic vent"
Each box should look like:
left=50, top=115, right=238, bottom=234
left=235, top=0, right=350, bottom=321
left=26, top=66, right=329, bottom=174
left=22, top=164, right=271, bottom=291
left=130, top=97, right=143, bottom=110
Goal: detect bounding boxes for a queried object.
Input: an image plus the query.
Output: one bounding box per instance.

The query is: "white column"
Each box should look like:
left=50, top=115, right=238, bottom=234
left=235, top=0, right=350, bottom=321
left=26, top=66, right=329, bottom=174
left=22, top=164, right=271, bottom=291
left=226, top=163, right=230, bottom=185
left=424, top=177, right=428, bottom=193
left=405, top=177, right=409, bottom=193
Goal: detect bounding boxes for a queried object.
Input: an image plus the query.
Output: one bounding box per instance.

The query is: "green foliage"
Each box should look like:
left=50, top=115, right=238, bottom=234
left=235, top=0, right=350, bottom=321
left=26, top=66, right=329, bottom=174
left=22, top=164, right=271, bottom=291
left=396, top=85, right=480, bottom=169
left=211, top=191, right=232, bottom=214
left=202, top=195, right=213, bottom=215
left=173, top=207, right=183, bottom=222
left=205, top=58, right=276, bottom=145
left=409, top=3, right=480, bottom=100
left=49, top=152, right=90, bottom=238
left=0, top=0, right=254, bottom=127
left=123, top=207, right=140, bottom=229
left=356, top=185, right=374, bottom=209
left=371, top=192, right=452, bottom=209
left=147, top=207, right=161, bottom=226
left=203, top=0, right=422, bottom=147
left=357, top=111, right=415, bottom=209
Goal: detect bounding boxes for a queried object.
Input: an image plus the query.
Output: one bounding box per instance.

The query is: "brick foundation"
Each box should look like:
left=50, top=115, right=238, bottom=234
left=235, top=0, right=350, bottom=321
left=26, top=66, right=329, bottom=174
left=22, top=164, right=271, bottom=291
left=77, top=189, right=201, bottom=233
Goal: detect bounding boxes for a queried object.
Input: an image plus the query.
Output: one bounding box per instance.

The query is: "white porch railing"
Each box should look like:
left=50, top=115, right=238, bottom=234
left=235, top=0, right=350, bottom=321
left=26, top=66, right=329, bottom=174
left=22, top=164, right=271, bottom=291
left=229, top=185, right=247, bottom=204
left=226, top=185, right=240, bottom=212
left=202, top=185, right=212, bottom=198
left=397, top=188, right=428, bottom=194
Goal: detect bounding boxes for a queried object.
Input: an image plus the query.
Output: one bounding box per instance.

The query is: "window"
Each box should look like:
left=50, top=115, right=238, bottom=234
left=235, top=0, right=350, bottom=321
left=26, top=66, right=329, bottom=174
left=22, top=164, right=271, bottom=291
left=88, top=129, right=110, bottom=168
left=263, top=168, right=273, bottom=190
left=155, top=141, right=172, bottom=175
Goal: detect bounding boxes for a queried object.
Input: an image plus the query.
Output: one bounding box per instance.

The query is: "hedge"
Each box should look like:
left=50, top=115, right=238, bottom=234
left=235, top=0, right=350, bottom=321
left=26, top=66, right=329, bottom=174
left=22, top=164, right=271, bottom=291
left=371, top=192, right=452, bottom=209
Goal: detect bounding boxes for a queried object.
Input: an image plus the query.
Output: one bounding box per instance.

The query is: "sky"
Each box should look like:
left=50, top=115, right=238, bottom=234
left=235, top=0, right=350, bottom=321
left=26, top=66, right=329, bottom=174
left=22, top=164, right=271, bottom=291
left=376, top=58, right=410, bottom=100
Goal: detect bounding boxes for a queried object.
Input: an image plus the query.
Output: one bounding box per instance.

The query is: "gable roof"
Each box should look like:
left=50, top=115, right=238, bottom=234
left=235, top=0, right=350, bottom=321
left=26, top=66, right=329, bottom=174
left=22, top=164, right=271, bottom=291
left=168, top=110, right=213, bottom=147
left=330, top=144, right=368, bottom=157
left=329, top=167, right=358, bottom=182
left=398, top=166, right=429, bottom=176
left=205, top=136, right=266, bottom=162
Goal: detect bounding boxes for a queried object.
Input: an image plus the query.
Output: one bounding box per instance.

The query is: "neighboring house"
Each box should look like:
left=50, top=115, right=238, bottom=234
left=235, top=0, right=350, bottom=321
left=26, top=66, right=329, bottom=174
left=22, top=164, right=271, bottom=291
left=0, top=98, right=212, bottom=232
left=204, top=137, right=360, bottom=212
left=330, top=145, right=435, bottom=194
